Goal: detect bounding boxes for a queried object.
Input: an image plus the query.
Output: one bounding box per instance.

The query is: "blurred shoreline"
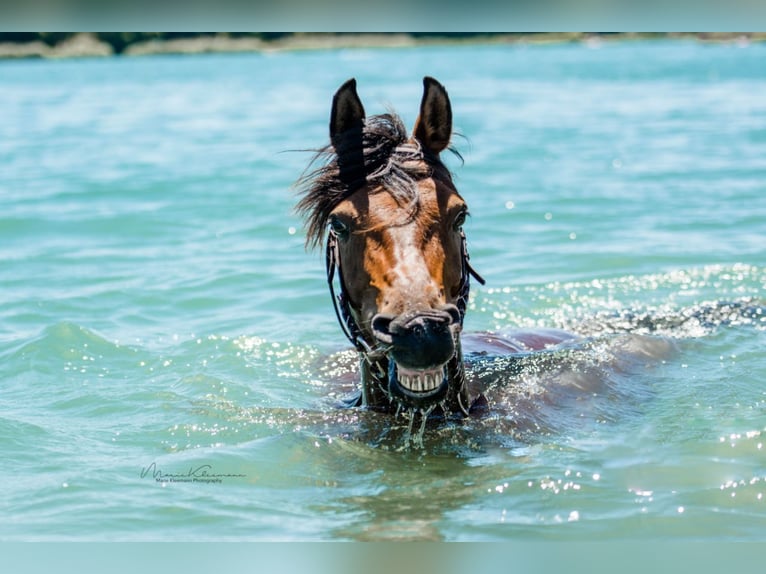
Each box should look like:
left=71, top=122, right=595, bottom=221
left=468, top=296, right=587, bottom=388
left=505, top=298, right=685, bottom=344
left=1, top=32, right=764, bottom=60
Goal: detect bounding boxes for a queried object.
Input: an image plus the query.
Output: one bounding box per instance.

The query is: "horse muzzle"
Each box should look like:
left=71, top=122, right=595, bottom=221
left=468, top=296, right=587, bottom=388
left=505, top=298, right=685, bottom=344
left=371, top=305, right=461, bottom=408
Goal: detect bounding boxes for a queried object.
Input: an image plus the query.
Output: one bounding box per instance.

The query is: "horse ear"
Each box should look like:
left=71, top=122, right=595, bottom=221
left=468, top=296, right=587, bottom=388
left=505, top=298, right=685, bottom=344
left=330, top=78, right=366, bottom=141
left=413, top=76, right=452, bottom=154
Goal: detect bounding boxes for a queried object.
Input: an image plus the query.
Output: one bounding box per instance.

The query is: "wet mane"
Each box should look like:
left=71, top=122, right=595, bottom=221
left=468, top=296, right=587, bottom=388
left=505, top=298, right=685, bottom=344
left=296, top=111, right=456, bottom=249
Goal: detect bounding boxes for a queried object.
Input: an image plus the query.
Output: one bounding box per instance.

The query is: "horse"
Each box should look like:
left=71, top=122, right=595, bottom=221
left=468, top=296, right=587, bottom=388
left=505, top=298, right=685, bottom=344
left=296, top=76, right=588, bottom=422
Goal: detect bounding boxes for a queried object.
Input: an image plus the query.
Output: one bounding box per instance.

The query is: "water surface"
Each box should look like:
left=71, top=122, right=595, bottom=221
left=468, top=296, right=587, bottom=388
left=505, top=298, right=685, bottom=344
left=1, top=40, right=765, bottom=540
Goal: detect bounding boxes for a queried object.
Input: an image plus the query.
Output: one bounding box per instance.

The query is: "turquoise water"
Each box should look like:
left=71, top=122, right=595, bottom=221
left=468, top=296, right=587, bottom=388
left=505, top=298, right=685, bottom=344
left=1, top=40, right=765, bottom=541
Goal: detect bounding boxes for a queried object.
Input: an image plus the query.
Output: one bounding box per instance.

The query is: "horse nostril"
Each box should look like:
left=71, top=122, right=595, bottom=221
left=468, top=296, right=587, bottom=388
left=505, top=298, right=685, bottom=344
left=371, top=314, right=395, bottom=344
left=439, top=304, right=462, bottom=327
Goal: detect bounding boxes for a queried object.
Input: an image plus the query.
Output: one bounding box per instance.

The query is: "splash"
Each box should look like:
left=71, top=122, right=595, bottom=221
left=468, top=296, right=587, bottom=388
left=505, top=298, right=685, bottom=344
left=474, top=264, right=765, bottom=338
left=398, top=405, right=437, bottom=451
left=570, top=298, right=765, bottom=338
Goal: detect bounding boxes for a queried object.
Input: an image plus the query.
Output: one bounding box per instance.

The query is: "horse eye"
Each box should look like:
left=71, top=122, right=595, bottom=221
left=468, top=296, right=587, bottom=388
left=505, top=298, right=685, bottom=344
left=329, top=216, right=350, bottom=238
left=453, top=209, right=468, bottom=231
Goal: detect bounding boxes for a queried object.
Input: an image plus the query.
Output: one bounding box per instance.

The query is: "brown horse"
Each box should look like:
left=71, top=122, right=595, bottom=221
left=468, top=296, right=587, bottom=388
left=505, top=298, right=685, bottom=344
left=297, top=77, right=578, bottom=418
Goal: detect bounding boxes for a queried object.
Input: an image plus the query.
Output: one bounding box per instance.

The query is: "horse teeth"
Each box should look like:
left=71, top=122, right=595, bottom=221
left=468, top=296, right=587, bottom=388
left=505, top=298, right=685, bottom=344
left=397, top=365, right=446, bottom=393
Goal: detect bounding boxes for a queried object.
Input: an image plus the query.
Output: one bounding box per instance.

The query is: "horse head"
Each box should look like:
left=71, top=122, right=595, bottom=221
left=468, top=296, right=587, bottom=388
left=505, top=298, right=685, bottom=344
left=298, top=77, right=483, bottom=416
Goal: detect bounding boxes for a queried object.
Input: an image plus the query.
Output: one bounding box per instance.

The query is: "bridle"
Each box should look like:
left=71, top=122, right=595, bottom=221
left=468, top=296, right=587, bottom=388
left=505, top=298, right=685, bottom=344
left=325, top=225, right=485, bottom=376
left=325, top=228, right=373, bottom=357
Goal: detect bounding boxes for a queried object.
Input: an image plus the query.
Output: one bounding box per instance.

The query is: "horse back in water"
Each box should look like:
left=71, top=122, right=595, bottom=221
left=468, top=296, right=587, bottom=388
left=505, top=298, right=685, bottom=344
left=296, top=76, right=585, bottom=417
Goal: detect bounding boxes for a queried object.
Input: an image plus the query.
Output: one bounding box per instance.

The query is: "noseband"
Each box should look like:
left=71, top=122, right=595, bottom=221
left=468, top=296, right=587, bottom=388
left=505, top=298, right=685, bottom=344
left=325, top=227, right=485, bottom=364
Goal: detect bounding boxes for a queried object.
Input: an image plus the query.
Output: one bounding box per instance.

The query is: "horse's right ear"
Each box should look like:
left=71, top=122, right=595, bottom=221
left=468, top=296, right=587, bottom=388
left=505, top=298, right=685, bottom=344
left=330, top=78, right=366, bottom=141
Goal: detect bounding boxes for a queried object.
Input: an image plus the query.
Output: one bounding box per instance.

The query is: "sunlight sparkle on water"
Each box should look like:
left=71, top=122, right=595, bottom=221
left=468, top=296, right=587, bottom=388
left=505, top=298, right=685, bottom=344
left=568, top=510, right=580, bottom=522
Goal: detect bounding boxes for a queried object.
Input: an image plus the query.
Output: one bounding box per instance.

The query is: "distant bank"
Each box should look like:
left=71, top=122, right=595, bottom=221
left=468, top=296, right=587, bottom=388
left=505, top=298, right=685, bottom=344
left=1, top=32, right=763, bottom=59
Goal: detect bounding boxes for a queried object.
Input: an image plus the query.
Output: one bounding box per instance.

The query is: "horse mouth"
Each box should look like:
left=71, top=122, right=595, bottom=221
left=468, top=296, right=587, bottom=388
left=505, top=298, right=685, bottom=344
left=388, top=361, right=449, bottom=408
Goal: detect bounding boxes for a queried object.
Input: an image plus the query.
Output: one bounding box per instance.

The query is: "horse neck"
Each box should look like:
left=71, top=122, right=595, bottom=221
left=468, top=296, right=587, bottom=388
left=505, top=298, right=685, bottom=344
left=359, top=338, right=470, bottom=416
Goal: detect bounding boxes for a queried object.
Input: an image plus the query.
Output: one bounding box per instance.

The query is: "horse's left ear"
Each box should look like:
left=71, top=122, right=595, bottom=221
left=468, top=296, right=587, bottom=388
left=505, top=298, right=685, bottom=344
left=413, top=76, right=452, bottom=154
